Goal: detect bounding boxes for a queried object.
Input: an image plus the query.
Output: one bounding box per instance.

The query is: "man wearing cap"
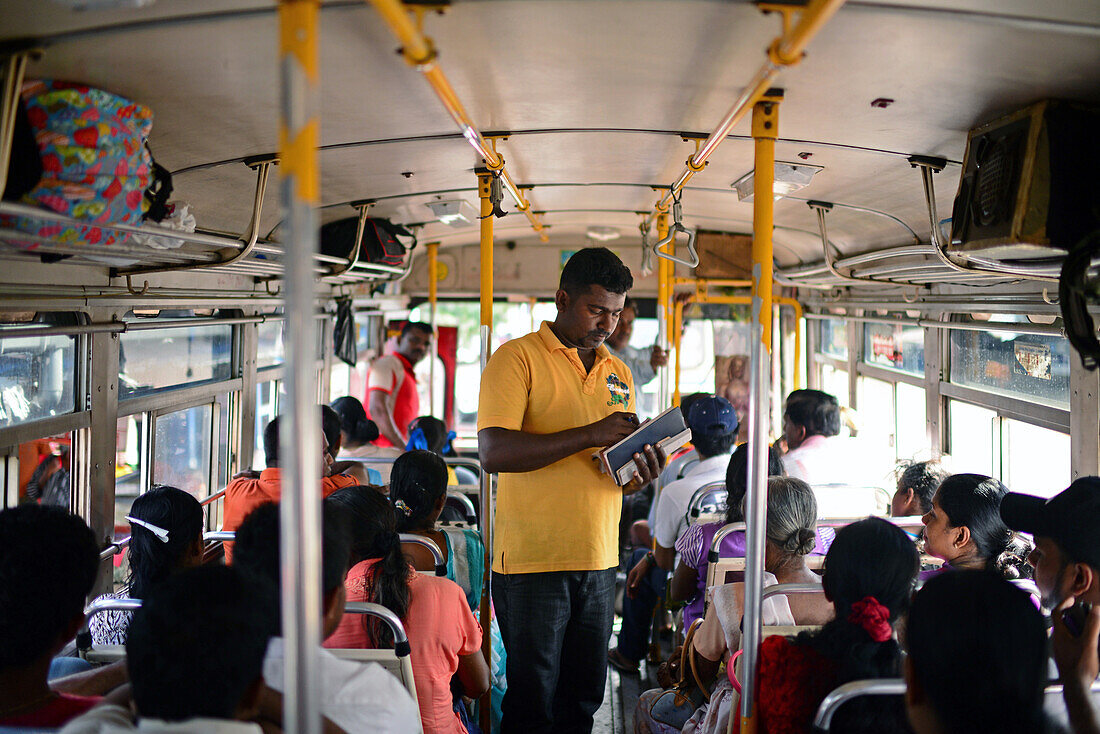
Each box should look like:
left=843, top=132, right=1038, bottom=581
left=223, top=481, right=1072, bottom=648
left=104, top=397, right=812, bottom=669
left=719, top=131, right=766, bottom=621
left=607, top=395, right=737, bottom=674
left=1001, top=478, right=1100, bottom=733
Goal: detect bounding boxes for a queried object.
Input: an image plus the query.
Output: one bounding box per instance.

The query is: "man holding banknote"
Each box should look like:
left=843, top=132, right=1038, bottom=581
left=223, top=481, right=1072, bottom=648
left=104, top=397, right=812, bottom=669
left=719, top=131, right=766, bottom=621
left=478, top=247, right=664, bottom=734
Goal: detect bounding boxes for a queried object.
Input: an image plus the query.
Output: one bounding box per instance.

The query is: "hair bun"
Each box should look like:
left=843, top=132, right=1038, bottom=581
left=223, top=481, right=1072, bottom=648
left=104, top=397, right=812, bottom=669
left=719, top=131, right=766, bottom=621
left=782, top=528, right=817, bottom=556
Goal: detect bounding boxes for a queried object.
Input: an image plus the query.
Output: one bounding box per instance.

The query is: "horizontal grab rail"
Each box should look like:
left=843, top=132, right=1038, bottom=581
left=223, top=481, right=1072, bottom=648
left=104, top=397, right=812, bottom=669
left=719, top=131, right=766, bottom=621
left=708, top=522, right=747, bottom=563
left=343, top=602, right=411, bottom=657
left=398, top=533, right=446, bottom=576
left=761, top=582, right=824, bottom=601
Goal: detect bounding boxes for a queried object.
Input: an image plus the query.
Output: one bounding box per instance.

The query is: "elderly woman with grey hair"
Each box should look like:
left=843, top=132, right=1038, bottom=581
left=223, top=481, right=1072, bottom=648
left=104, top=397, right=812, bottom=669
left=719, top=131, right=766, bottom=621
left=681, top=477, right=834, bottom=734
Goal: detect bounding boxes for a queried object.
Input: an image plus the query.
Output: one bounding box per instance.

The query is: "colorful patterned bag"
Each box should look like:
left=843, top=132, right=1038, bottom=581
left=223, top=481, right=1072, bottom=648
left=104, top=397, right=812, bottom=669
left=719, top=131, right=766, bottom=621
left=1, top=80, right=155, bottom=249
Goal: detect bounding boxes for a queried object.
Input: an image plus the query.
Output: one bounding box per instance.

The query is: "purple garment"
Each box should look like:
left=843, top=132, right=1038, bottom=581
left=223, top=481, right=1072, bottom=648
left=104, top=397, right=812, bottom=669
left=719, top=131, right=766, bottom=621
left=675, top=521, right=835, bottom=630
left=919, top=561, right=953, bottom=582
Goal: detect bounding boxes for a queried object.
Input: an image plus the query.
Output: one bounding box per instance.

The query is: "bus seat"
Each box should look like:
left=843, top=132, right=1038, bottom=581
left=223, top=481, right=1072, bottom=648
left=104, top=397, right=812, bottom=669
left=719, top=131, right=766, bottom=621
left=762, top=624, right=822, bottom=639
left=704, top=522, right=748, bottom=592
left=686, top=481, right=727, bottom=527
left=812, top=484, right=891, bottom=518
left=330, top=602, right=419, bottom=708
left=811, top=678, right=907, bottom=731
left=399, top=533, right=447, bottom=576
left=453, top=466, right=478, bottom=486
left=441, top=491, right=477, bottom=525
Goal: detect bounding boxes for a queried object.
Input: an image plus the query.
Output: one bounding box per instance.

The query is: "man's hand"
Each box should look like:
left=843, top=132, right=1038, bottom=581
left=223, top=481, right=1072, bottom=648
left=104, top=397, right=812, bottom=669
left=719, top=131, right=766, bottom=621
left=649, top=345, right=669, bottom=371
left=1054, top=598, right=1100, bottom=688
left=626, top=553, right=653, bottom=599
left=623, top=443, right=666, bottom=495
left=586, top=411, right=641, bottom=448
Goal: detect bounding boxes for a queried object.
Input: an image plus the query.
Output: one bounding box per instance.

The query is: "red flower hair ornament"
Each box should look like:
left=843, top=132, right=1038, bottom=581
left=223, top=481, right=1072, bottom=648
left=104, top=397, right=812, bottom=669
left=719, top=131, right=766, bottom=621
left=847, top=596, right=893, bottom=642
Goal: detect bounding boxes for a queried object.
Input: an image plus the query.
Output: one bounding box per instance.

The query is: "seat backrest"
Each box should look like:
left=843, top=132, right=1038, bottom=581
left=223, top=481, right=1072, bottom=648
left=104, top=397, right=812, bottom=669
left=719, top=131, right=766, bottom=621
left=812, top=484, right=891, bottom=518
left=329, top=603, right=419, bottom=708
left=762, top=624, right=822, bottom=639
left=812, top=678, right=907, bottom=731
left=686, top=481, right=727, bottom=527
left=398, top=533, right=447, bottom=576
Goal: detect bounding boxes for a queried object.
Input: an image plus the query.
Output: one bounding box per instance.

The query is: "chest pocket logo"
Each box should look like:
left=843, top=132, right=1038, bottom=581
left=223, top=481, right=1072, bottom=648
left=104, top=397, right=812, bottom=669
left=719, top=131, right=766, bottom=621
left=606, top=373, right=630, bottom=407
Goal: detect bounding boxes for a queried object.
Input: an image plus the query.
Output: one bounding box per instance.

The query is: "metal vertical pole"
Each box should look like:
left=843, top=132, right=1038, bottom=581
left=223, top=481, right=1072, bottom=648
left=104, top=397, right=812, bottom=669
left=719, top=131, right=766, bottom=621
left=740, top=90, right=781, bottom=734
left=278, top=2, right=322, bottom=733
left=428, top=241, right=439, bottom=415
left=655, top=212, right=670, bottom=409
left=477, top=171, right=494, bottom=734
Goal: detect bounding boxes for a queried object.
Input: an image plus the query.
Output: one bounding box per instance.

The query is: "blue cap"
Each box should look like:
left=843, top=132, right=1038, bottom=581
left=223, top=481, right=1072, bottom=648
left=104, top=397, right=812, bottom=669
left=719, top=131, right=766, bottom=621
left=686, top=396, right=738, bottom=438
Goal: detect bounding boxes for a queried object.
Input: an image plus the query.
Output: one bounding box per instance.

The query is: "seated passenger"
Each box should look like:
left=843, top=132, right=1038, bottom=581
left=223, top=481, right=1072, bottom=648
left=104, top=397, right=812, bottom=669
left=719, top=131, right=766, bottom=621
left=0, top=505, right=101, bottom=728
left=222, top=414, right=357, bottom=562
left=1001, top=478, right=1100, bottom=734
left=332, top=395, right=402, bottom=483
left=644, top=392, right=710, bottom=529
left=324, top=485, right=489, bottom=734
left=323, top=403, right=384, bottom=487
left=671, top=443, right=833, bottom=630
left=891, top=460, right=947, bottom=517
left=746, top=517, right=919, bottom=733
left=406, top=416, right=459, bottom=486
left=671, top=477, right=834, bottom=734
left=61, top=565, right=275, bottom=733
left=651, top=395, right=739, bottom=569
left=779, top=389, right=845, bottom=484
left=89, top=485, right=204, bottom=646
left=905, top=570, right=1058, bottom=734
left=393, top=449, right=483, bottom=607
left=233, top=502, right=420, bottom=733
left=920, top=473, right=1033, bottom=581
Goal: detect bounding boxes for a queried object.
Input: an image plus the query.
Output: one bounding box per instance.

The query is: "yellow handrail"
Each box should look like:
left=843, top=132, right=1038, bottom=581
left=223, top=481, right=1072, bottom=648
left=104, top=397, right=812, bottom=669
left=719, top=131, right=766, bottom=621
left=366, top=0, right=549, bottom=241
left=644, top=0, right=846, bottom=229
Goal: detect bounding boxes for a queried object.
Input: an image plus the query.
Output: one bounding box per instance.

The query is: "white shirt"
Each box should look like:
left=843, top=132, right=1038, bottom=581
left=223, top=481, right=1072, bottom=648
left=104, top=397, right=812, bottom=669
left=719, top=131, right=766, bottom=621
left=608, top=344, right=656, bottom=386
left=263, top=637, right=422, bottom=734
left=653, top=454, right=731, bottom=549
left=59, top=704, right=262, bottom=734
left=781, top=434, right=852, bottom=485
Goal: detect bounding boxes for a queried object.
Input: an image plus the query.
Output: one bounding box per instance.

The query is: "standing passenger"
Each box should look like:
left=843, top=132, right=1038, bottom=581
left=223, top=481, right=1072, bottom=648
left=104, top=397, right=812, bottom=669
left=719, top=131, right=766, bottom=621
left=478, top=247, right=663, bottom=734
left=368, top=321, right=433, bottom=449
left=605, top=296, right=667, bottom=387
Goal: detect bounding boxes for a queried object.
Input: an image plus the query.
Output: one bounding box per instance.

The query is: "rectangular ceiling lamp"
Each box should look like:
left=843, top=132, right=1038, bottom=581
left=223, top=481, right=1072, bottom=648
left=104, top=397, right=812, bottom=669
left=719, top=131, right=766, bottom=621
left=731, top=161, right=824, bottom=203
left=425, top=199, right=478, bottom=227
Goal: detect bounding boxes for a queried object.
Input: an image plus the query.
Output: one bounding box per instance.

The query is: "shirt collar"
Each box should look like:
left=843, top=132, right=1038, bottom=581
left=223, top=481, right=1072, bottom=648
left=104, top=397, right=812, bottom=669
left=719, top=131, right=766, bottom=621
left=686, top=454, right=731, bottom=476
left=394, top=352, right=414, bottom=372
left=537, top=321, right=612, bottom=362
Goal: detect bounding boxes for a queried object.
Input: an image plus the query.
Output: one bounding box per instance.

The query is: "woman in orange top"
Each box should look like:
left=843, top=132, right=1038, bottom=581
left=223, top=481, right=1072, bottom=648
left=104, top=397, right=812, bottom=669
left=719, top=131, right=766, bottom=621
left=324, top=485, right=489, bottom=734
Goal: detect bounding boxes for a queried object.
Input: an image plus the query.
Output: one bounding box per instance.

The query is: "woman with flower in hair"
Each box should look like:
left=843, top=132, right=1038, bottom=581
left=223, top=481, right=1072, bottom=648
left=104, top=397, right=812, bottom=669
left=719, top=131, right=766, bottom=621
left=747, top=516, right=919, bottom=734
left=324, top=484, right=489, bottom=734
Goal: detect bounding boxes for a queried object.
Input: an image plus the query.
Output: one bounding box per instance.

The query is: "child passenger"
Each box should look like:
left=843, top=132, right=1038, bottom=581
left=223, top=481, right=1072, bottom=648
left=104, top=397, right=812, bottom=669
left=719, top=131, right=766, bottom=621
left=324, top=485, right=489, bottom=734
left=0, top=505, right=101, bottom=728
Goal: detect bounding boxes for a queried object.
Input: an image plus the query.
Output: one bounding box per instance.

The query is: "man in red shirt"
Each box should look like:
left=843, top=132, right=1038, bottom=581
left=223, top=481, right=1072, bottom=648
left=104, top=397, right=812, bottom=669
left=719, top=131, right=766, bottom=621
left=0, top=505, right=102, bottom=727
left=367, top=321, right=433, bottom=449
left=221, top=414, right=357, bottom=562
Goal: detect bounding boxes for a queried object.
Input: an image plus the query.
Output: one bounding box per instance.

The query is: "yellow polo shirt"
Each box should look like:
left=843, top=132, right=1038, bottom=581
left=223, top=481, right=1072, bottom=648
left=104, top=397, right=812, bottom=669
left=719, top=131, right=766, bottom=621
left=478, top=321, right=636, bottom=574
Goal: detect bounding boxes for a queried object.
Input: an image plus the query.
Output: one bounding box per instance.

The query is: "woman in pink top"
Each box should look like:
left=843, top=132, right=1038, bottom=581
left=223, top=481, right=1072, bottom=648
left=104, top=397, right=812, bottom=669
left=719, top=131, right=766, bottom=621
left=324, top=485, right=489, bottom=734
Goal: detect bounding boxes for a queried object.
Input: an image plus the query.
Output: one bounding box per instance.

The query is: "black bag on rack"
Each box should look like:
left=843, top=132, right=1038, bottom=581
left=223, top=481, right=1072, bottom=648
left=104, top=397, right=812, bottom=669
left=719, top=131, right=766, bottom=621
left=320, top=216, right=415, bottom=268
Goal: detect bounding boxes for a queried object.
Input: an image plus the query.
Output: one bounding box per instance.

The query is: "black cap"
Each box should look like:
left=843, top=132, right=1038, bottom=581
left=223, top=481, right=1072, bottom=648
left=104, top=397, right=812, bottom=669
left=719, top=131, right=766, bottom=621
left=1000, top=477, right=1100, bottom=569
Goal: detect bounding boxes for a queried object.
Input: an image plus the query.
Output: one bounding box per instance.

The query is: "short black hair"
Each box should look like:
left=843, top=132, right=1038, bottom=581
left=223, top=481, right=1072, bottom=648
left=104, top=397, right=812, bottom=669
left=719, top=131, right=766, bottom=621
left=233, top=502, right=351, bottom=632
left=725, top=443, right=785, bottom=524
left=896, top=460, right=948, bottom=515
left=127, top=565, right=273, bottom=721
left=400, top=321, right=433, bottom=339
left=693, top=431, right=737, bottom=459
left=262, top=416, right=280, bottom=468
left=559, top=247, right=633, bottom=298
left=784, top=389, right=841, bottom=437
left=0, top=504, right=98, bottom=669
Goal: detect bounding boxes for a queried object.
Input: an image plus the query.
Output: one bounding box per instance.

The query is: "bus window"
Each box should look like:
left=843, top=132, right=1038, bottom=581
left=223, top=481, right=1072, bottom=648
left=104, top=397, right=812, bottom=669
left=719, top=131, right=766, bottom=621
left=857, top=376, right=895, bottom=469
left=0, top=330, right=76, bottom=428
left=949, top=326, right=1070, bottom=408
left=821, top=365, right=849, bottom=410
left=257, top=319, right=285, bottom=369
left=863, top=323, right=924, bottom=376
left=119, top=317, right=233, bottom=398
left=947, top=400, right=997, bottom=477
left=153, top=402, right=217, bottom=500
left=116, top=414, right=147, bottom=529
left=5, top=435, right=73, bottom=509
left=1002, top=419, right=1070, bottom=498
left=895, top=382, right=928, bottom=463
left=820, top=318, right=848, bottom=360
left=253, top=380, right=281, bottom=469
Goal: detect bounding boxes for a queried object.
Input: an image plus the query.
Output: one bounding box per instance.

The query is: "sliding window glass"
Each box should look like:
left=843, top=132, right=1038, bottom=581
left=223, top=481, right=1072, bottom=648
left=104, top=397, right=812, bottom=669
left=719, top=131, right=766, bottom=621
left=119, top=312, right=233, bottom=398
left=0, top=319, right=78, bottom=427
left=863, top=322, right=923, bottom=376
left=948, top=322, right=1070, bottom=408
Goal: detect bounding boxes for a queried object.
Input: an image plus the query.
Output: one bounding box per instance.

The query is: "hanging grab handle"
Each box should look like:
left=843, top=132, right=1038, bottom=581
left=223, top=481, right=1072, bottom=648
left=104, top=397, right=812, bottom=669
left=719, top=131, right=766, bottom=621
left=653, top=198, right=699, bottom=268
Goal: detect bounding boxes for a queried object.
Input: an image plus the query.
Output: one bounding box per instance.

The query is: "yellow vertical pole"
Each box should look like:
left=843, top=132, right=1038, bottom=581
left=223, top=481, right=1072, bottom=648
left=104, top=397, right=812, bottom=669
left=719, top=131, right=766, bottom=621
left=741, top=89, right=782, bottom=734
left=427, top=241, right=439, bottom=415
left=476, top=170, right=494, bottom=734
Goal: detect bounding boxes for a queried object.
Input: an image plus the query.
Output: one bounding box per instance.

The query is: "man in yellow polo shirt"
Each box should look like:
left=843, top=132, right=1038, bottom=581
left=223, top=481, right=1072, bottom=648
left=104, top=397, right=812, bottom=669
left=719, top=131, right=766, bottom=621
left=479, top=247, right=663, bottom=734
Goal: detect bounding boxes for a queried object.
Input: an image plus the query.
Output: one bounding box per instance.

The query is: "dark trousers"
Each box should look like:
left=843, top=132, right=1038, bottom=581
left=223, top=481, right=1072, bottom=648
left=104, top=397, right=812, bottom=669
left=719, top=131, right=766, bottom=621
left=492, top=568, right=616, bottom=734
left=615, top=547, right=667, bottom=663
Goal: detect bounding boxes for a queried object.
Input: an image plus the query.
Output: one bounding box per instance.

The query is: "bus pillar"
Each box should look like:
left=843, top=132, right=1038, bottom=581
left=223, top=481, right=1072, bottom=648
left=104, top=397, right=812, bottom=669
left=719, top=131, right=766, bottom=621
left=476, top=169, right=494, bottom=734
left=277, top=1, right=324, bottom=732
left=741, top=89, right=783, bottom=734
left=427, top=240, right=439, bottom=415
left=655, top=211, right=670, bottom=409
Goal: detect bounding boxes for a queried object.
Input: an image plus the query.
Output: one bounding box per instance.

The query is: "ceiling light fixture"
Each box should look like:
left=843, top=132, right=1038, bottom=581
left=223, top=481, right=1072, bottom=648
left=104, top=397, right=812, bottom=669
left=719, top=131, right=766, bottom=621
left=731, top=161, right=824, bottom=203
left=425, top=199, right=477, bottom=227
left=586, top=226, right=621, bottom=242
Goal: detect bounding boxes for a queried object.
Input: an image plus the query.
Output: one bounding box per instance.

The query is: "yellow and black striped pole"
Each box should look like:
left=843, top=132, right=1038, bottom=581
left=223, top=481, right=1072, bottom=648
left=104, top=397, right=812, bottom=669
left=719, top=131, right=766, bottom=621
left=278, top=2, right=323, bottom=733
